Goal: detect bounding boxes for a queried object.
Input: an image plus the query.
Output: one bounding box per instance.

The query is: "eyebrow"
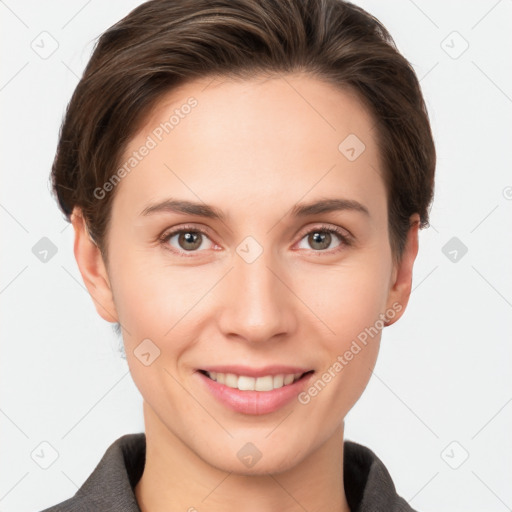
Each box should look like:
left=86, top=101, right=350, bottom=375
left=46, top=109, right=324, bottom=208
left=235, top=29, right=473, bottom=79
left=139, top=197, right=370, bottom=220
left=290, top=197, right=370, bottom=217
left=140, top=199, right=227, bottom=220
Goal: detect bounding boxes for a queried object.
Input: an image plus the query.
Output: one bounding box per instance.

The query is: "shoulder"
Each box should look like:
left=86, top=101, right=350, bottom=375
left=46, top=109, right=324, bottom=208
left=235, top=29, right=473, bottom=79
left=343, top=439, right=419, bottom=512
left=37, top=433, right=145, bottom=512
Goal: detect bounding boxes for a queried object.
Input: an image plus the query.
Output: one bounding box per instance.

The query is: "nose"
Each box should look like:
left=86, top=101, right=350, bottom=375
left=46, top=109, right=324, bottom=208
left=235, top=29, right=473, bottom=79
left=215, top=244, right=297, bottom=344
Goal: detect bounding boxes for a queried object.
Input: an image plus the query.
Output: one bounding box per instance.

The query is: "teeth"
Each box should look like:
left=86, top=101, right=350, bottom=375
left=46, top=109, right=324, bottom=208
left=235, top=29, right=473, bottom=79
left=284, top=374, right=295, bottom=386
left=206, top=371, right=305, bottom=391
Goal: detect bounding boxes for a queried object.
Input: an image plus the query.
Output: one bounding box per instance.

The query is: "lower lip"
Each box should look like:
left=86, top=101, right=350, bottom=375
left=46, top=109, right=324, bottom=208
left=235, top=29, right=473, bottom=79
left=196, top=371, right=315, bottom=415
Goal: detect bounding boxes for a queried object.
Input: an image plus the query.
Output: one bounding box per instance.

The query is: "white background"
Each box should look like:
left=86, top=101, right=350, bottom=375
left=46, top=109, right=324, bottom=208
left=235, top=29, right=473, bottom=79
left=1, top=1, right=511, bottom=511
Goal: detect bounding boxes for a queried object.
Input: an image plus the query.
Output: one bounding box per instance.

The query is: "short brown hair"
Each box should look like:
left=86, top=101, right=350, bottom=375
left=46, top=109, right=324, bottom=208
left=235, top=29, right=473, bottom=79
left=51, top=0, right=435, bottom=265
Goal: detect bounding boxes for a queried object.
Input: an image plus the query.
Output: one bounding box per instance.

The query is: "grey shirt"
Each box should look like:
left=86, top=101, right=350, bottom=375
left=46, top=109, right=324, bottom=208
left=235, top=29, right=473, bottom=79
left=39, top=432, right=418, bottom=512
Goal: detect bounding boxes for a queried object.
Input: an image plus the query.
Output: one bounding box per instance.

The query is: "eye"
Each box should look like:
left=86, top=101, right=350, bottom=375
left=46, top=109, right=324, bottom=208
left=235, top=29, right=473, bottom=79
left=159, top=223, right=352, bottom=257
left=296, top=224, right=352, bottom=253
left=159, top=225, right=216, bottom=255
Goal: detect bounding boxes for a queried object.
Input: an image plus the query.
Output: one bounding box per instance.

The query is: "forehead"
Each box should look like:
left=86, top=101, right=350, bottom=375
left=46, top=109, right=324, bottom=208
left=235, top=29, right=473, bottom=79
left=111, top=73, right=385, bottom=222
left=141, top=73, right=378, bottom=156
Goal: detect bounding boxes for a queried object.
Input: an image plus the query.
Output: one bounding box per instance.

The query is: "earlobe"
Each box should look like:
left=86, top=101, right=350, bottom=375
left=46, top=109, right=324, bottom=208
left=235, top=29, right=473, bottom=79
left=385, top=213, right=420, bottom=326
left=71, top=207, right=119, bottom=323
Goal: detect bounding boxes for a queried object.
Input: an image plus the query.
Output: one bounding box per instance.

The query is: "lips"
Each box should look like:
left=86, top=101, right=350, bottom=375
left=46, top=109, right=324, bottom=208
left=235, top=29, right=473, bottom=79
left=195, top=365, right=315, bottom=415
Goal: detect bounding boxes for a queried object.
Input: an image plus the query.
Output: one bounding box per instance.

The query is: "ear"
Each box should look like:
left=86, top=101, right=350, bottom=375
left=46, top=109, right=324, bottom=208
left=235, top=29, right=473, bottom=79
left=71, top=207, right=119, bottom=323
left=384, top=213, right=420, bottom=326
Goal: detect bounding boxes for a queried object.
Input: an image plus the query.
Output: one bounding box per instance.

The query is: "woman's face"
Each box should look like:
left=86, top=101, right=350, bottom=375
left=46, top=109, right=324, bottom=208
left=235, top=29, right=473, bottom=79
left=76, top=73, right=418, bottom=474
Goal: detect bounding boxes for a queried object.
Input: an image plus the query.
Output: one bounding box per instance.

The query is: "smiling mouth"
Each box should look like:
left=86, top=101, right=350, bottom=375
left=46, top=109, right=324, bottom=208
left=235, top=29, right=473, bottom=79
left=198, top=369, right=314, bottom=392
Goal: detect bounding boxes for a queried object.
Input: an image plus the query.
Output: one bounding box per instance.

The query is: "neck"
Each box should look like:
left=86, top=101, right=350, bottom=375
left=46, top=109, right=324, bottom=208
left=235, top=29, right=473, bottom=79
left=135, top=401, right=351, bottom=512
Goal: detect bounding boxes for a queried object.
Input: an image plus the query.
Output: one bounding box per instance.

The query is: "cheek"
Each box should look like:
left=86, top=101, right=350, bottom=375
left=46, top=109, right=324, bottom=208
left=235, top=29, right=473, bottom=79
left=113, top=257, right=207, bottom=413
left=109, top=246, right=214, bottom=350
left=293, top=253, right=392, bottom=404
left=295, top=254, right=392, bottom=341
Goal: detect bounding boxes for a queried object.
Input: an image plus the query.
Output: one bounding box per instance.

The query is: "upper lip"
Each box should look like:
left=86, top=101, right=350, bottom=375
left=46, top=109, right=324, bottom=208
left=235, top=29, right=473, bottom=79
left=198, top=365, right=314, bottom=378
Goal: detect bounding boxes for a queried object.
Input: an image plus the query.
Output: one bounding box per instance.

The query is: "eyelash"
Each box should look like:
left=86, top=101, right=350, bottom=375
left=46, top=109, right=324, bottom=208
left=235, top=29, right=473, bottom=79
left=158, top=223, right=352, bottom=257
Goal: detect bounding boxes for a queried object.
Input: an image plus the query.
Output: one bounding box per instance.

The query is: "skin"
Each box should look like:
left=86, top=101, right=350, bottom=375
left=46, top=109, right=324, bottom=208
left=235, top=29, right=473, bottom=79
left=71, top=73, right=419, bottom=512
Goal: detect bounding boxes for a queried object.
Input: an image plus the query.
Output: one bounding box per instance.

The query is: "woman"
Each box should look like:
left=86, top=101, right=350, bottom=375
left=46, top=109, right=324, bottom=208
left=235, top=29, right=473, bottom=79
left=42, top=0, right=435, bottom=510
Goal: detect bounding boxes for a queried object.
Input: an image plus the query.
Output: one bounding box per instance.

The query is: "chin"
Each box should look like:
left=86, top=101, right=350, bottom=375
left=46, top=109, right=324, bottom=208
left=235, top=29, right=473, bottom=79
left=201, top=441, right=305, bottom=477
